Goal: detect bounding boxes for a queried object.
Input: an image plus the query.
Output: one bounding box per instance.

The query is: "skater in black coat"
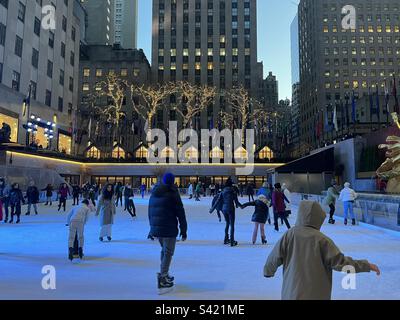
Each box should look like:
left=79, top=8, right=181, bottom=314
left=241, top=194, right=270, bottom=245
left=246, top=183, right=255, bottom=202
left=210, top=190, right=223, bottom=222
left=9, top=183, right=25, bottom=224
left=42, top=184, right=54, bottom=205
left=72, top=185, right=81, bottom=205
left=210, top=178, right=241, bottom=246
left=148, top=173, right=187, bottom=294
left=25, top=181, right=39, bottom=215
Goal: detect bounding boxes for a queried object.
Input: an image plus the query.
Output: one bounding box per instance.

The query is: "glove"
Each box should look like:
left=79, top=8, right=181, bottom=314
left=180, top=233, right=187, bottom=241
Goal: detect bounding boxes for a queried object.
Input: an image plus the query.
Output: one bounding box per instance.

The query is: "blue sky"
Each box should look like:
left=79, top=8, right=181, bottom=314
left=137, top=0, right=298, bottom=101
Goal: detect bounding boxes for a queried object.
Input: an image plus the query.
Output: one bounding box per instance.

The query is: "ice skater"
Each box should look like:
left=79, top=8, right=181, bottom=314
left=210, top=178, right=241, bottom=247
left=25, top=181, right=39, bottom=216
left=140, top=183, right=146, bottom=199
left=271, top=183, right=291, bottom=232
left=115, top=182, right=123, bottom=207
left=66, top=199, right=95, bottom=260
left=0, top=178, right=10, bottom=223
left=9, top=183, right=25, bottom=224
left=148, top=173, right=187, bottom=295
left=72, top=184, right=81, bottom=206
left=96, top=184, right=116, bottom=242
left=241, top=194, right=270, bottom=245
left=210, top=189, right=223, bottom=222
left=282, top=184, right=292, bottom=216
left=264, top=201, right=380, bottom=300
left=338, top=182, right=358, bottom=226
left=42, top=184, right=53, bottom=206
left=127, top=194, right=137, bottom=218
left=123, top=183, right=133, bottom=211
left=187, top=183, right=194, bottom=199
left=324, top=180, right=340, bottom=224
left=58, top=183, right=70, bottom=212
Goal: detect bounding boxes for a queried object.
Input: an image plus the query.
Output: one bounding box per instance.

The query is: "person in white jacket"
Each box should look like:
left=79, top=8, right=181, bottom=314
left=66, top=199, right=95, bottom=260
left=188, top=183, right=194, bottom=199
left=338, top=182, right=358, bottom=226
left=282, top=184, right=292, bottom=215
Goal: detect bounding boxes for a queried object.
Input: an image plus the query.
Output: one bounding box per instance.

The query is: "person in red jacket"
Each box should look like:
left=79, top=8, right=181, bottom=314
left=58, top=183, right=71, bottom=212
left=272, top=183, right=291, bottom=232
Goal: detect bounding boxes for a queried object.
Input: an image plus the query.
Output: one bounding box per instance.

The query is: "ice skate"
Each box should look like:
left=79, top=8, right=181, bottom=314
left=25, top=212, right=30, bottom=216
left=262, top=237, right=267, bottom=245
left=328, top=218, right=335, bottom=224
left=224, top=237, right=230, bottom=245
left=107, top=236, right=112, bottom=241
left=157, top=273, right=174, bottom=295
left=352, top=219, right=356, bottom=226
left=4, top=218, right=7, bottom=223
left=68, top=248, right=74, bottom=261
left=344, top=219, right=348, bottom=226
left=99, top=237, right=104, bottom=242
left=78, top=248, right=84, bottom=259
left=230, top=240, right=238, bottom=247
left=16, top=219, right=20, bottom=224
left=148, top=234, right=155, bottom=241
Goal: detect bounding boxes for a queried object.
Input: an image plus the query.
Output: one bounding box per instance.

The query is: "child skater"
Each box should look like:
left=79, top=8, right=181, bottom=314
left=210, top=189, right=222, bottom=222
left=9, top=183, right=25, bottom=224
left=66, top=199, right=95, bottom=260
left=241, top=194, right=270, bottom=245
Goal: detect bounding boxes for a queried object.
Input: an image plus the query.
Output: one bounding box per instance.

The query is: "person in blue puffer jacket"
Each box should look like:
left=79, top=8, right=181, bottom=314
left=148, top=173, right=187, bottom=293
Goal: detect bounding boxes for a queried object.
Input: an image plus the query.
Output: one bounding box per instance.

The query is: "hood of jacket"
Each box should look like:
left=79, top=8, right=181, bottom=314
left=295, top=201, right=326, bottom=230
left=152, top=183, right=175, bottom=197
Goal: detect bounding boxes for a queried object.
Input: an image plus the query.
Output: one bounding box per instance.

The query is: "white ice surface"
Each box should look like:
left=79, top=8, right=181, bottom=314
left=0, top=197, right=399, bottom=300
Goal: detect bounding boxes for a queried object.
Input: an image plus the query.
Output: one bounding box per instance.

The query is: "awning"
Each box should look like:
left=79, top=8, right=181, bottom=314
left=270, top=148, right=334, bottom=174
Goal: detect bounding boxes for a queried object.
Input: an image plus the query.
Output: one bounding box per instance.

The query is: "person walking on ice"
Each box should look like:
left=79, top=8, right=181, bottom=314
left=241, top=194, right=270, bottom=245
left=25, top=181, right=39, bottom=216
left=148, top=173, right=187, bottom=295
left=96, top=184, right=116, bottom=242
left=66, top=199, right=95, bottom=260
left=264, top=201, right=380, bottom=300
left=338, top=182, right=358, bottom=226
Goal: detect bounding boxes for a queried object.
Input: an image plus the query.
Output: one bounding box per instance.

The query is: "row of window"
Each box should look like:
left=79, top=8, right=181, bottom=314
left=323, top=25, right=400, bottom=33
left=82, top=68, right=141, bottom=78
left=322, top=35, right=400, bottom=44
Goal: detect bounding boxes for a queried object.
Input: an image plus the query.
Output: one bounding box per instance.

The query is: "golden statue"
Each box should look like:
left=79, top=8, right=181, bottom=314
left=376, top=113, right=400, bottom=193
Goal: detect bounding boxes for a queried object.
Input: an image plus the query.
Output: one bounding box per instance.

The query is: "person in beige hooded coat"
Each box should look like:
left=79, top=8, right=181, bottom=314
left=264, top=201, right=380, bottom=300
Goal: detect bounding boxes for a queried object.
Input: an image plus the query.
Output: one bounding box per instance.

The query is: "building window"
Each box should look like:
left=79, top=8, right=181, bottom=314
left=0, top=0, right=9, bottom=9
left=34, top=17, right=41, bottom=36
left=112, top=146, right=125, bottom=159
left=47, top=60, right=53, bottom=78
left=12, top=71, right=20, bottom=91
left=0, top=113, right=18, bottom=142
left=58, top=133, right=72, bottom=154
left=61, top=42, right=65, bottom=58
left=70, top=51, right=75, bottom=66
left=18, top=2, right=26, bottom=22
left=45, top=90, right=52, bottom=106
left=0, top=23, right=5, bottom=46
left=15, top=36, right=23, bottom=57
left=32, top=48, right=39, bottom=68
left=58, top=97, right=63, bottom=112
left=83, top=68, right=90, bottom=77
left=49, top=31, right=54, bottom=48
left=86, top=146, right=101, bottom=159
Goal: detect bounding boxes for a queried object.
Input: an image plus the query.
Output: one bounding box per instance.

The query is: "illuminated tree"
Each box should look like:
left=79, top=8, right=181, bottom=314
left=175, top=82, right=217, bottom=129
left=130, top=83, right=176, bottom=134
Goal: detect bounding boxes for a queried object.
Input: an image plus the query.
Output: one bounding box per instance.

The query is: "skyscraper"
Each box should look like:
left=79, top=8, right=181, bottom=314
left=298, top=0, right=400, bottom=153
left=81, top=0, right=115, bottom=46
left=114, top=0, right=138, bottom=49
left=81, top=0, right=138, bottom=49
left=152, top=0, right=259, bottom=128
left=290, top=13, right=299, bottom=85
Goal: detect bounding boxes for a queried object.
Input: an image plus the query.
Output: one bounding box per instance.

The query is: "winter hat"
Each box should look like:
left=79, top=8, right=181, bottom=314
left=258, top=194, right=269, bottom=204
left=274, top=183, right=281, bottom=189
left=163, top=173, right=175, bottom=186
left=344, top=182, right=351, bottom=188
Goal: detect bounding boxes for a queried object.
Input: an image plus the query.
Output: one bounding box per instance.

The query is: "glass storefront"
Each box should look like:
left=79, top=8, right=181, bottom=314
left=0, top=113, right=18, bottom=142
left=58, top=133, right=72, bottom=155
left=33, top=127, right=49, bottom=149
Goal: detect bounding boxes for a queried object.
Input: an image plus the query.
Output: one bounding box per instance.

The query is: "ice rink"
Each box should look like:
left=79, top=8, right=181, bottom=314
left=1, top=196, right=399, bottom=300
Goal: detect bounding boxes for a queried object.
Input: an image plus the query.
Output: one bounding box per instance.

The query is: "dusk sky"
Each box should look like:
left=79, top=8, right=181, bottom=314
left=137, top=0, right=299, bottom=101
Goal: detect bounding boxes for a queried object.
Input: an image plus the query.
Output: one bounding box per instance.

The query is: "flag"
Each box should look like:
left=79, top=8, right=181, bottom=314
left=369, top=87, right=374, bottom=121
left=345, top=97, right=350, bottom=127
left=385, top=79, right=390, bottom=114
left=88, top=118, right=92, bottom=140
left=324, top=108, right=330, bottom=132
left=351, top=91, right=357, bottom=123
left=22, top=84, right=32, bottom=117
left=393, top=76, right=399, bottom=114
left=376, top=85, right=381, bottom=122
left=333, top=104, right=338, bottom=131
